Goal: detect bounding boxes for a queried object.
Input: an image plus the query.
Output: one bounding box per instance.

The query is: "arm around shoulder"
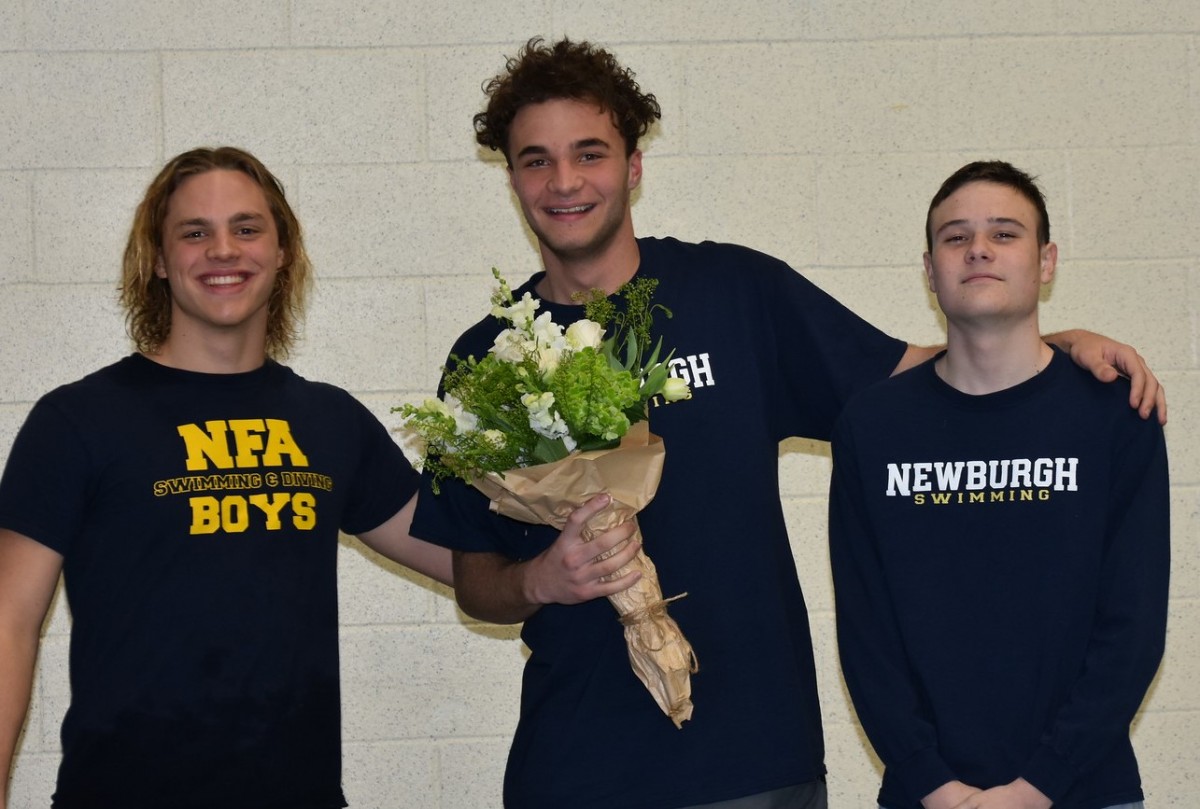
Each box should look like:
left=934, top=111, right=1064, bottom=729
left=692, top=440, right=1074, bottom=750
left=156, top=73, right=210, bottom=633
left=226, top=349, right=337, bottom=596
left=1045, top=329, right=1166, bottom=422
left=0, top=529, right=63, bottom=806
left=892, top=344, right=943, bottom=376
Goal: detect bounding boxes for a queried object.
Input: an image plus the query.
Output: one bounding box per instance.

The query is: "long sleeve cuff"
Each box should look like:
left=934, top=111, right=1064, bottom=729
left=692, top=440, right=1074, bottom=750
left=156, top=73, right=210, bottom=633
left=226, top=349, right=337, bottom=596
left=890, top=745, right=958, bottom=803
left=1022, top=743, right=1077, bottom=803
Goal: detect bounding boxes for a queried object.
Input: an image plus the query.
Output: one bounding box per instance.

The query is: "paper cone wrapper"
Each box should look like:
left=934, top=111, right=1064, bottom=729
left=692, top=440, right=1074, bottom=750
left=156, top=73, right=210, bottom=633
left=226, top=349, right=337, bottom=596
left=472, top=421, right=699, bottom=727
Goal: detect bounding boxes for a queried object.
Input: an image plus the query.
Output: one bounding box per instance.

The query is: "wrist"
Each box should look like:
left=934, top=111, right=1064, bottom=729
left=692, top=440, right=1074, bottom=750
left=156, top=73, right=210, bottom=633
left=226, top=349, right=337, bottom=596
left=921, top=780, right=976, bottom=809
left=1012, top=778, right=1052, bottom=809
left=517, top=555, right=546, bottom=608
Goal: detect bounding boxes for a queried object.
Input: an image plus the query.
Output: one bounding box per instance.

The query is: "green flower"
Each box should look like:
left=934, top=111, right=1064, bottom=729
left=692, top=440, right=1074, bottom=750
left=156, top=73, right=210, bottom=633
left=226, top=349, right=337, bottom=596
left=397, top=270, right=688, bottom=490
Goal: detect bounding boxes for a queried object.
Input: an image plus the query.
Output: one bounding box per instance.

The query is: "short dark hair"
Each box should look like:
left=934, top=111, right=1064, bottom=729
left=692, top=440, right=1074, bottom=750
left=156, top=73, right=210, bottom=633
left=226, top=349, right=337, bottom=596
left=925, top=161, right=1050, bottom=251
left=473, top=37, right=662, bottom=164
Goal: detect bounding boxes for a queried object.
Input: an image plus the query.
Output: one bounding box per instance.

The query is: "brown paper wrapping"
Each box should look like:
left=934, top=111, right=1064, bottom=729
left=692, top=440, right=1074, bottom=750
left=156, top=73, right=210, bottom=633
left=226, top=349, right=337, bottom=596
left=472, top=421, right=699, bottom=728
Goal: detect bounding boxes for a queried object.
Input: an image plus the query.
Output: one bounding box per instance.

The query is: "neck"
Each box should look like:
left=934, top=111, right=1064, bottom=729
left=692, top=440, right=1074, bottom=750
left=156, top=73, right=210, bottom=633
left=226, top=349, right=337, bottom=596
left=147, top=329, right=270, bottom=374
left=937, top=318, right=1052, bottom=395
left=535, top=226, right=641, bottom=304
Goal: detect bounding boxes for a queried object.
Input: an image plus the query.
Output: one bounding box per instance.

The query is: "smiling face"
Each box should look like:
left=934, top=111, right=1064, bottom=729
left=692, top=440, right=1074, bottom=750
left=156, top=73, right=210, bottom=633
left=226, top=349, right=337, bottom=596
left=506, top=97, right=642, bottom=281
left=154, top=169, right=284, bottom=354
left=924, top=180, right=1057, bottom=330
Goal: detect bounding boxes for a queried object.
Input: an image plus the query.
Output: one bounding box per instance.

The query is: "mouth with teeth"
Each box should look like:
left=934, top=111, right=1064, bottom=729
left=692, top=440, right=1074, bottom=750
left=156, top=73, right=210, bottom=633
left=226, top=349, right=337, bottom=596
left=545, top=204, right=595, bottom=216
left=202, top=273, right=251, bottom=287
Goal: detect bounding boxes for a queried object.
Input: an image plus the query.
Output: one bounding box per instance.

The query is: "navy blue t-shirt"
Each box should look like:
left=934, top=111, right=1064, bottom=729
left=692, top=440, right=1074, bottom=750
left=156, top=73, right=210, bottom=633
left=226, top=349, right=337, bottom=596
left=0, top=355, right=419, bottom=809
left=413, top=237, right=906, bottom=808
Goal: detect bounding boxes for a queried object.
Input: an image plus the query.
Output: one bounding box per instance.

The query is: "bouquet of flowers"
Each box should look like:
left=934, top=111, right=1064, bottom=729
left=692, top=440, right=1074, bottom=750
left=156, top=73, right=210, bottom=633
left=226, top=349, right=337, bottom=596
left=399, top=270, right=698, bottom=727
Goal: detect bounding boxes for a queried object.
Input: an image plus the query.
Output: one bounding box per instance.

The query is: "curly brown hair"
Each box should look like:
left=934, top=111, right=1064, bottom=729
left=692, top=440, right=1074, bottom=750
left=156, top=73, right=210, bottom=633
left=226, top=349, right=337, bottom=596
left=474, top=37, right=662, bottom=164
left=120, top=146, right=312, bottom=359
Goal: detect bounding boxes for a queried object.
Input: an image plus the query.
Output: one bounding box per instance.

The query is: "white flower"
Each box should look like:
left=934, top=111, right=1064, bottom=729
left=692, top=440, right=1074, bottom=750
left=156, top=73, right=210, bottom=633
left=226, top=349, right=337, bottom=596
left=521, top=391, right=572, bottom=443
left=481, top=428, right=506, bottom=448
left=661, top=376, right=692, bottom=402
left=564, top=319, right=604, bottom=351
left=490, top=328, right=529, bottom=363
left=493, top=291, right=539, bottom=327
left=417, top=396, right=478, bottom=433
left=445, top=397, right=479, bottom=435
left=537, top=346, right=562, bottom=378
left=530, top=311, right=566, bottom=351
left=420, top=397, right=451, bottom=418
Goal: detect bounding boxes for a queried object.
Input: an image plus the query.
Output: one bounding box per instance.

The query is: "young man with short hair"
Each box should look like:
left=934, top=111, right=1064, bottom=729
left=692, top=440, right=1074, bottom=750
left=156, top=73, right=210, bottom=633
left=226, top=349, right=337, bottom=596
left=412, top=39, right=1165, bottom=809
left=0, top=147, right=455, bottom=808
left=829, top=162, right=1168, bottom=809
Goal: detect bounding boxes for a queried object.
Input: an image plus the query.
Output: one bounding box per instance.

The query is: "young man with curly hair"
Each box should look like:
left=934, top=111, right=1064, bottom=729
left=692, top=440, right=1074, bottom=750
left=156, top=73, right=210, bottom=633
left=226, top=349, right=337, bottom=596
left=829, top=162, right=1166, bottom=809
left=412, top=39, right=1165, bottom=809
left=0, top=147, right=453, bottom=809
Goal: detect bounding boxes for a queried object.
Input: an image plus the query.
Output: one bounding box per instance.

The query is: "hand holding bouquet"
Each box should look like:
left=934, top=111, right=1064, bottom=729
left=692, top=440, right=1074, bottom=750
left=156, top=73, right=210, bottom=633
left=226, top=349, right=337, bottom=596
left=399, top=271, right=698, bottom=727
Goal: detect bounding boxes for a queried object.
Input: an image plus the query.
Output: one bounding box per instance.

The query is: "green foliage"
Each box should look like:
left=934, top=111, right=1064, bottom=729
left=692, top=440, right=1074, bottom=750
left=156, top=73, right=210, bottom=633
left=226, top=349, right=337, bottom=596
left=398, top=271, right=688, bottom=492
left=550, top=348, right=641, bottom=446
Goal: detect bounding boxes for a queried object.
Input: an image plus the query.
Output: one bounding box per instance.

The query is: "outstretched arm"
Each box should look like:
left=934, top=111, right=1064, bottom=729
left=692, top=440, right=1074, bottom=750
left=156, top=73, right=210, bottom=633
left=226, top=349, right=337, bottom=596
left=453, top=494, right=640, bottom=624
left=356, top=494, right=454, bottom=586
left=0, top=529, right=62, bottom=809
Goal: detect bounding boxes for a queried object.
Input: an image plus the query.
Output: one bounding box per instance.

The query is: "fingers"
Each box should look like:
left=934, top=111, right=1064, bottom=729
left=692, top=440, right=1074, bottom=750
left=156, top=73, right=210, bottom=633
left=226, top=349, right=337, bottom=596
left=591, top=525, right=641, bottom=574
left=578, top=522, right=642, bottom=597
left=1127, top=364, right=1167, bottom=424
left=589, top=518, right=637, bottom=557
left=1106, top=344, right=1167, bottom=423
left=592, top=567, right=644, bottom=597
left=564, top=493, right=613, bottom=535
left=1153, top=383, right=1168, bottom=424
left=1130, top=368, right=1167, bottom=424
left=531, top=496, right=644, bottom=605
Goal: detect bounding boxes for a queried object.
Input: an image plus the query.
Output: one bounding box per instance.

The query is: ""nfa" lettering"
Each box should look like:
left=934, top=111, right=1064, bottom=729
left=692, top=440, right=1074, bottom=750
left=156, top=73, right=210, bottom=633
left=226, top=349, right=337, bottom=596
left=177, top=419, right=309, bottom=471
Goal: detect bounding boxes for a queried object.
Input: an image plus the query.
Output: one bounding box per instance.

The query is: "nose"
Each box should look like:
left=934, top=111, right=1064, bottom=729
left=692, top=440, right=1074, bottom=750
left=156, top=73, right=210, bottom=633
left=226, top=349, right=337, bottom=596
left=547, top=162, right=582, bottom=195
left=965, top=234, right=992, bottom=262
left=207, top=229, right=240, bottom=260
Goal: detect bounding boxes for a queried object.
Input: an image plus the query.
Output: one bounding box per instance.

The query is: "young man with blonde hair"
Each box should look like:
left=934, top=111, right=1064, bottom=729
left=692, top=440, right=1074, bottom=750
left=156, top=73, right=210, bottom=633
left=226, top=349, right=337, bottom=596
left=0, top=147, right=453, bottom=808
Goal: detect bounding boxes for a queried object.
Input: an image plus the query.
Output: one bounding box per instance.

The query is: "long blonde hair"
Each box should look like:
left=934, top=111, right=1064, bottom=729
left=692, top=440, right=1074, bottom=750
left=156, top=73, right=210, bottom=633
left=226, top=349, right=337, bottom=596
left=120, top=146, right=312, bottom=358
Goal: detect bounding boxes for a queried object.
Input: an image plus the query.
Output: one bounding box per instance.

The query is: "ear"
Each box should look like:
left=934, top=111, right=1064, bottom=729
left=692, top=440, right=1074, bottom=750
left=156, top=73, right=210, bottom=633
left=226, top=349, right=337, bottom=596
left=1039, top=241, right=1058, bottom=285
left=154, top=255, right=167, bottom=279
left=923, top=252, right=936, bottom=293
left=627, top=149, right=643, bottom=191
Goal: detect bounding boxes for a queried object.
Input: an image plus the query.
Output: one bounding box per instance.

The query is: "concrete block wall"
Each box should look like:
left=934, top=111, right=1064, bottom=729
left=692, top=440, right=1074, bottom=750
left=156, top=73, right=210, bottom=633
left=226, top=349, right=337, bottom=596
left=2, top=2, right=1197, bottom=806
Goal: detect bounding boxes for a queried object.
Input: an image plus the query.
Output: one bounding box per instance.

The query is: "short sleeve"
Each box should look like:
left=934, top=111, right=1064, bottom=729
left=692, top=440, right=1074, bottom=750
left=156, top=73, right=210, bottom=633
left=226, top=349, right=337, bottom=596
left=338, top=397, right=420, bottom=536
left=767, top=265, right=907, bottom=441
left=0, top=397, right=92, bottom=554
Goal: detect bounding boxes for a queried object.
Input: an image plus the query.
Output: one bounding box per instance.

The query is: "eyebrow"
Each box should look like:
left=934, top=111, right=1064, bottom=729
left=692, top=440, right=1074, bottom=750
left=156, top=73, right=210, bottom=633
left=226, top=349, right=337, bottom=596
left=514, top=137, right=613, bottom=160
left=172, top=212, right=268, bottom=229
left=934, top=216, right=1029, bottom=235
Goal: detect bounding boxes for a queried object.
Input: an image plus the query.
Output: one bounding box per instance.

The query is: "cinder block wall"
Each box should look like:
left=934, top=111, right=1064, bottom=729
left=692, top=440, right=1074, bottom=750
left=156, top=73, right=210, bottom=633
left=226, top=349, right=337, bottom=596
left=2, top=3, right=1196, bottom=807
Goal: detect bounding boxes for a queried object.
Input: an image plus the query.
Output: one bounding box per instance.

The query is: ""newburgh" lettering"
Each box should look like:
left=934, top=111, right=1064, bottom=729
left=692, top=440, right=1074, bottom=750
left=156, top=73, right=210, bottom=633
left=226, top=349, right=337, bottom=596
left=886, top=458, right=1078, bottom=497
